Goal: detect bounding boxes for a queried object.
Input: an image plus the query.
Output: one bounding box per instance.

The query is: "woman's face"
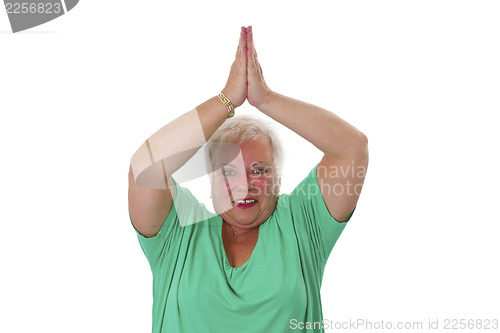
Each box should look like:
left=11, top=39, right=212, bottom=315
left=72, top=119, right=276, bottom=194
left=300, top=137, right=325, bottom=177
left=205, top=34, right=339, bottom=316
left=211, top=138, right=280, bottom=229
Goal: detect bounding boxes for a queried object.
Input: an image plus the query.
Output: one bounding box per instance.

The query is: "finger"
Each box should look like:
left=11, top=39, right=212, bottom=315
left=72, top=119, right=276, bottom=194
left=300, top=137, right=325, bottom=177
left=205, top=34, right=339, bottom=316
left=246, top=26, right=262, bottom=79
left=247, top=47, right=260, bottom=80
left=236, top=29, right=243, bottom=54
left=236, top=28, right=247, bottom=59
left=257, top=61, right=264, bottom=77
left=240, top=26, right=245, bottom=46
left=253, top=54, right=263, bottom=78
left=241, top=27, right=247, bottom=53
left=246, top=26, right=256, bottom=56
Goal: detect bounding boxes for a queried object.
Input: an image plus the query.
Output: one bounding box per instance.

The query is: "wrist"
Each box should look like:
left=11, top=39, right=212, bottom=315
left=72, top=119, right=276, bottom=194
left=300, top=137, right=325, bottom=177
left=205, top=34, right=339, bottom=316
left=256, top=90, right=276, bottom=112
left=218, top=91, right=236, bottom=118
left=222, top=87, right=243, bottom=107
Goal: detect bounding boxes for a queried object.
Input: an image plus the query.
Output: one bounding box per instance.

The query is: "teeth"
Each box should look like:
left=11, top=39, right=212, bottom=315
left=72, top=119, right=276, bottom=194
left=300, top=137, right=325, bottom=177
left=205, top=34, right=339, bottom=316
left=235, top=199, right=256, bottom=204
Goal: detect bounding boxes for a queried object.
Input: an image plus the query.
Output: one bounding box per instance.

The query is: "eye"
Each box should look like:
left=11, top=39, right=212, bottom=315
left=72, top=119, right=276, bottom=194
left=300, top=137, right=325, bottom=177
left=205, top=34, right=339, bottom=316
left=251, top=168, right=266, bottom=175
left=222, top=169, right=236, bottom=177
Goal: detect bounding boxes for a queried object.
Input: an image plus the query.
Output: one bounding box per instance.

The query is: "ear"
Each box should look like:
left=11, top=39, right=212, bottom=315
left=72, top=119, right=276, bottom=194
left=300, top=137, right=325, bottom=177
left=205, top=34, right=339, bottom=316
left=273, top=176, right=282, bottom=190
left=273, top=177, right=282, bottom=196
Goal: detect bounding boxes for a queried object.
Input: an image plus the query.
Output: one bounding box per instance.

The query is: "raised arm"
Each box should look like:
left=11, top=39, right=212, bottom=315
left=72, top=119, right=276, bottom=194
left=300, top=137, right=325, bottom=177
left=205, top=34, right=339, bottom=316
left=246, top=26, right=368, bottom=223
left=129, top=27, right=248, bottom=238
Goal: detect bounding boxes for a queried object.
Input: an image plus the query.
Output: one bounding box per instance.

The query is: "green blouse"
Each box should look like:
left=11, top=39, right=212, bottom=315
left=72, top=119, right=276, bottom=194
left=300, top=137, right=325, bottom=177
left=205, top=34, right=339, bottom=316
left=132, top=164, right=350, bottom=332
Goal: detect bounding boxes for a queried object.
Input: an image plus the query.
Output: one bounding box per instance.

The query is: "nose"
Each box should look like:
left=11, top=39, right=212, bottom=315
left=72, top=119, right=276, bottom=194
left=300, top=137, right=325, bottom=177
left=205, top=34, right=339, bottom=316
left=230, top=171, right=255, bottom=193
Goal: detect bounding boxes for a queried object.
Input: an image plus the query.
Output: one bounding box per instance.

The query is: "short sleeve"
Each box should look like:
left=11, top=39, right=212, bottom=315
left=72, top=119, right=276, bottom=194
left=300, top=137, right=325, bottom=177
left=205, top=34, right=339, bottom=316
left=287, top=164, right=352, bottom=263
left=130, top=177, right=215, bottom=271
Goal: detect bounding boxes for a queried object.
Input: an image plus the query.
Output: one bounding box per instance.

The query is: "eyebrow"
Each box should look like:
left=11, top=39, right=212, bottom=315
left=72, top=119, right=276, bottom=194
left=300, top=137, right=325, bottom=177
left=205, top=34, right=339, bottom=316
left=251, top=161, right=268, bottom=167
left=217, top=163, right=236, bottom=169
left=216, top=161, right=269, bottom=169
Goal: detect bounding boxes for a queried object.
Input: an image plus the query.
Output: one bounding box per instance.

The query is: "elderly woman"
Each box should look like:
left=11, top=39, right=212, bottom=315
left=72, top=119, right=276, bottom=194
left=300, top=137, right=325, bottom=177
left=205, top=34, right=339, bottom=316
left=129, top=26, right=368, bottom=333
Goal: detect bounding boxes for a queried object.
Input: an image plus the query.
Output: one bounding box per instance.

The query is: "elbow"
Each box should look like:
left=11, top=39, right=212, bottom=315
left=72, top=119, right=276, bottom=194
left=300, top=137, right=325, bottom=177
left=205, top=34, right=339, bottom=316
left=352, top=131, right=369, bottom=164
left=359, top=132, right=369, bottom=164
left=358, top=131, right=368, bottom=149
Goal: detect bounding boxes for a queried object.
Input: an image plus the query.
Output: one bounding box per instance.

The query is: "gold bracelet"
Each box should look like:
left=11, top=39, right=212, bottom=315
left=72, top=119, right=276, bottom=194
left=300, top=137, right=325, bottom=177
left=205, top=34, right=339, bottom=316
left=218, top=92, right=235, bottom=118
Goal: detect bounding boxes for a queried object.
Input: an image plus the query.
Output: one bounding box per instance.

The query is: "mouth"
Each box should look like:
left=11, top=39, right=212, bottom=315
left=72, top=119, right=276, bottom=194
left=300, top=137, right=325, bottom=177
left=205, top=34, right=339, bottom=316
left=233, top=198, right=258, bottom=208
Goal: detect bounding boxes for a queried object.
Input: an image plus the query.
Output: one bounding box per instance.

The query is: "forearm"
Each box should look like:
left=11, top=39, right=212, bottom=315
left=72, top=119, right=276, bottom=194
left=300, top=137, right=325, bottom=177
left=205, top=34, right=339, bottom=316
left=130, top=95, right=229, bottom=189
left=258, top=91, right=367, bottom=160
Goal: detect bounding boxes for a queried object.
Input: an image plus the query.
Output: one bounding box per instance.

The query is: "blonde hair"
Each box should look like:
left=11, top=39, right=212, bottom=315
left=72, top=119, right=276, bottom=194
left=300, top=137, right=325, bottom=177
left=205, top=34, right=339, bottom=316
left=205, top=115, right=284, bottom=180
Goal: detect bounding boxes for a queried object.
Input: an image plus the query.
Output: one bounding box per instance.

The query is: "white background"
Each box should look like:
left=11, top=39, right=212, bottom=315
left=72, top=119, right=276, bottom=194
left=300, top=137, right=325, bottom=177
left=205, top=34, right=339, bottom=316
left=1, top=0, right=499, bottom=332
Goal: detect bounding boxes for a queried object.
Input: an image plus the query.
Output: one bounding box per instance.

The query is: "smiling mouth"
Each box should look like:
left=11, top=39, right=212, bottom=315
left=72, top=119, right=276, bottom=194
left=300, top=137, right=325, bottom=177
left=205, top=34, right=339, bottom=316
left=233, top=199, right=257, bottom=204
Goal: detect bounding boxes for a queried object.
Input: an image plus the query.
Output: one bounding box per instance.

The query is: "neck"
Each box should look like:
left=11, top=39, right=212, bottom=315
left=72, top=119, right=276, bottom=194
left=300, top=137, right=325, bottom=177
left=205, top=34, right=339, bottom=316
left=222, top=220, right=258, bottom=242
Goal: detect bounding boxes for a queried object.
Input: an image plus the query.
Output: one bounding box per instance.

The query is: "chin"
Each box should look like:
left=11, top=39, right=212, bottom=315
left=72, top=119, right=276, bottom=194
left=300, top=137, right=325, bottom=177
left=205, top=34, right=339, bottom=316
left=226, top=214, right=258, bottom=226
left=221, top=209, right=263, bottom=226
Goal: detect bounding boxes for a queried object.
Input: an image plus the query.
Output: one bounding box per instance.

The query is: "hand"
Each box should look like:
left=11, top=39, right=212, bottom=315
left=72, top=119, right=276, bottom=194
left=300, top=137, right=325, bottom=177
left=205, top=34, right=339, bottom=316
left=222, top=27, right=248, bottom=108
left=246, top=26, right=272, bottom=109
